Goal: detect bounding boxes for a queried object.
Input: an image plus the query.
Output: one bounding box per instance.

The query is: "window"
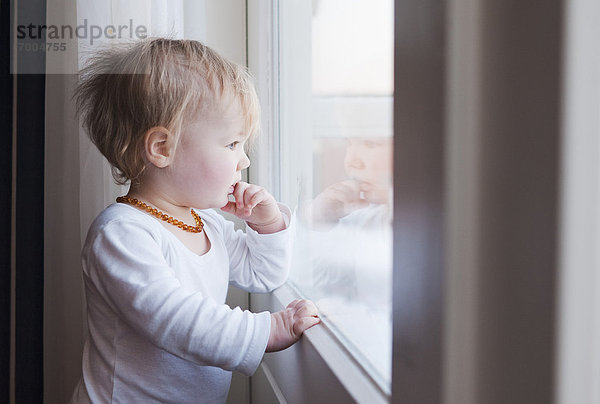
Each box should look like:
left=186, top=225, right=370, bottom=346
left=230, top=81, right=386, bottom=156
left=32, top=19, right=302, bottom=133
left=255, top=0, right=572, bottom=402
left=275, top=0, right=394, bottom=389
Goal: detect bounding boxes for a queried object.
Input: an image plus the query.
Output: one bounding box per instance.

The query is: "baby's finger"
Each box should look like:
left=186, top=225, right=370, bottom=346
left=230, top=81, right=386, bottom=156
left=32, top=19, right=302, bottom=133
left=232, top=182, right=251, bottom=209
left=295, top=300, right=319, bottom=319
left=336, top=180, right=361, bottom=194
left=286, top=299, right=302, bottom=311
left=246, top=188, right=267, bottom=209
left=220, top=201, right=237, bottom=214
left=326, top=182, right=363, bottom=204
left=349, top=199, right=370, bottom=211
left=293, top=316, right=321, bottom=336
left=239, top=184, right=261, bottom=207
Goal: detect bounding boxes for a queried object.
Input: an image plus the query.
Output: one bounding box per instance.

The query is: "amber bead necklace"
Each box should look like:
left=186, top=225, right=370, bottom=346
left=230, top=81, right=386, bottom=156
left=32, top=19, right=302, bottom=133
left=116, top=195, right=204, bottom=233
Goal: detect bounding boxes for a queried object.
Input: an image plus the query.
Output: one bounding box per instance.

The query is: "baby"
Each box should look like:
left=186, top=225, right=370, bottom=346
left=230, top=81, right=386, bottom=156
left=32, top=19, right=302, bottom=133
left=69, top=38, right=319, bottom=403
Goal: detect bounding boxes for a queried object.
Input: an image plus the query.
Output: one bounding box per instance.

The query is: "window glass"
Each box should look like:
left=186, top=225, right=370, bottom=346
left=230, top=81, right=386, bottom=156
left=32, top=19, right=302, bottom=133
left=280, top=0, right=394, bottom=388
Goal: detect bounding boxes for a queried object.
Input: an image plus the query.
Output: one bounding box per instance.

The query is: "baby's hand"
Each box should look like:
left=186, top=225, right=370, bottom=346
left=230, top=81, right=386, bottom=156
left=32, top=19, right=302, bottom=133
left=304, top=179, right=369, bottom=229
left=266, top=299, right=320, bottom=352
left=220, top=181, right=286, bottom=234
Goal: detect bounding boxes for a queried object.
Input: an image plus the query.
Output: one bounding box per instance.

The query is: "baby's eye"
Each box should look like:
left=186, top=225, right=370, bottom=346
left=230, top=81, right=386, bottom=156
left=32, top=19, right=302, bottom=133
left=226, top=141, right=239, bottom=150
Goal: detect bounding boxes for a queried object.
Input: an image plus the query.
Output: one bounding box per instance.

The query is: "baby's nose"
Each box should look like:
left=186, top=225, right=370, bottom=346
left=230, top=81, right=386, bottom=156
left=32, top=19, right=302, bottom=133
left=238, top=153, right=250, bottom=171
left=346, top=156, right=365, bottom=170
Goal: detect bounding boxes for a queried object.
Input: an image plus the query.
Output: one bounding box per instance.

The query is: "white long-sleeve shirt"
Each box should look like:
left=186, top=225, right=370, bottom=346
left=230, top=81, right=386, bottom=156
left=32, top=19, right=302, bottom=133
left=70, top=202, right=293, bottom=403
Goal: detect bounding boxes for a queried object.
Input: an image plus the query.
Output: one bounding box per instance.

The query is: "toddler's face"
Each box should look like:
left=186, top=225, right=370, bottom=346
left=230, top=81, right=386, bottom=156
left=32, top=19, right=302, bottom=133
left=165, top=102, right=250, bottom=209
left=344, top=137, right=392, bottom=204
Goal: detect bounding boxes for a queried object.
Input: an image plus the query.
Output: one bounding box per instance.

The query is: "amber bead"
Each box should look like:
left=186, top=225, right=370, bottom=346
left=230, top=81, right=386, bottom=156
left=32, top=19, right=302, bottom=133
left=116, top=195, right=204, bottom=233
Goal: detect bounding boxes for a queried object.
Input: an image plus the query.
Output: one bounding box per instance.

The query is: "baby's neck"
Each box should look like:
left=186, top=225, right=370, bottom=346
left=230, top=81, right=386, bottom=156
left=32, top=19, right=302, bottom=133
left=125, top=184, right=211, bottom=256
left=126, top=186, right=194, bottom=226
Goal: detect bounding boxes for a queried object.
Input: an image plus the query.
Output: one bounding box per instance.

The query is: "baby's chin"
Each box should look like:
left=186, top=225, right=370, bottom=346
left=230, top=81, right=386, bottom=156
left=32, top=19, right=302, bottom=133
left=219, top=193, right=235, bottom=209
left=190, top=196, right=229, bottom=210
left=363, top=189, right=391, bottom=205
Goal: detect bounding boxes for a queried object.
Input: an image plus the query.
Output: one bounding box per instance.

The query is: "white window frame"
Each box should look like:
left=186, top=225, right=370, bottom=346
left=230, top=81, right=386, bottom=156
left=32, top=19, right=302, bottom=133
left=247, top=1, right=390, bottom=402
left=554, top=0, right=600, bottom=401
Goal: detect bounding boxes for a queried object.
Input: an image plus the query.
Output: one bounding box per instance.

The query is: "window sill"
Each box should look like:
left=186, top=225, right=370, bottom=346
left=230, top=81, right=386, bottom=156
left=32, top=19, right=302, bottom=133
left=251, top=282, right=390, bottom=404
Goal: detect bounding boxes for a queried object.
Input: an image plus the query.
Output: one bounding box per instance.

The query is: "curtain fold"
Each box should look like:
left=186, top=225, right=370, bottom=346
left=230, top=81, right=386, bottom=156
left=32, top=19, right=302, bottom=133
left=44, top=2, right=185, bottom=402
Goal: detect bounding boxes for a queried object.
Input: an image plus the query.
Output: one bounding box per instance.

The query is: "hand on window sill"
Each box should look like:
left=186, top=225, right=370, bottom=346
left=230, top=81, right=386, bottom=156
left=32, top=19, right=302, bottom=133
left=266, top=299, right=320, bottom=352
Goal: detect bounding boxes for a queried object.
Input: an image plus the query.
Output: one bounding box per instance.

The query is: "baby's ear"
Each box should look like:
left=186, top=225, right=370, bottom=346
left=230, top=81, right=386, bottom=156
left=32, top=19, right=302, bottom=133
left=143, top=126, right=176, bottom=168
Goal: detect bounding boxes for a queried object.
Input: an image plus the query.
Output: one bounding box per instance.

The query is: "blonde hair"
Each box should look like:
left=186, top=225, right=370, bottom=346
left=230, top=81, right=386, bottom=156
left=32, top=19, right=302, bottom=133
left=74, top=38, right=260, bottom=185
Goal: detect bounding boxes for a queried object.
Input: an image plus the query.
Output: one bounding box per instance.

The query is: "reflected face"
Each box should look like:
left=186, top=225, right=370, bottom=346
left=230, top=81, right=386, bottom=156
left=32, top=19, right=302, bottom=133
left=344, top=137, right=392, bottom=204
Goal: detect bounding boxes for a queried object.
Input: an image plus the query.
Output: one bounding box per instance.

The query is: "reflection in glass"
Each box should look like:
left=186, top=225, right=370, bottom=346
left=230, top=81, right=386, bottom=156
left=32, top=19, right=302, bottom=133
left=285, top=0, right=393, bottom=387
left=292, top=131, right=392, bottom=383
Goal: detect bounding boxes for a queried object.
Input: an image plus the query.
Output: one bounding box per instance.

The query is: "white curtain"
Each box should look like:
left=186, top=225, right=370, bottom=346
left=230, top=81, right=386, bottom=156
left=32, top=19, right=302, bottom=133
left=44, top=1, right=185, bottom=402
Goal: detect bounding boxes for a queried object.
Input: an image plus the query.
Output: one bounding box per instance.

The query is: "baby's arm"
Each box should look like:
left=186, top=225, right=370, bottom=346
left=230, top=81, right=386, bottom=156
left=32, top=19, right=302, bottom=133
left=216, top=182, right=294, bottom=293
left=267, top=299, right=320, bottom=352
left=219, top=183, right=321, bottom=347
left=301, top=180, right=368, bottom=230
